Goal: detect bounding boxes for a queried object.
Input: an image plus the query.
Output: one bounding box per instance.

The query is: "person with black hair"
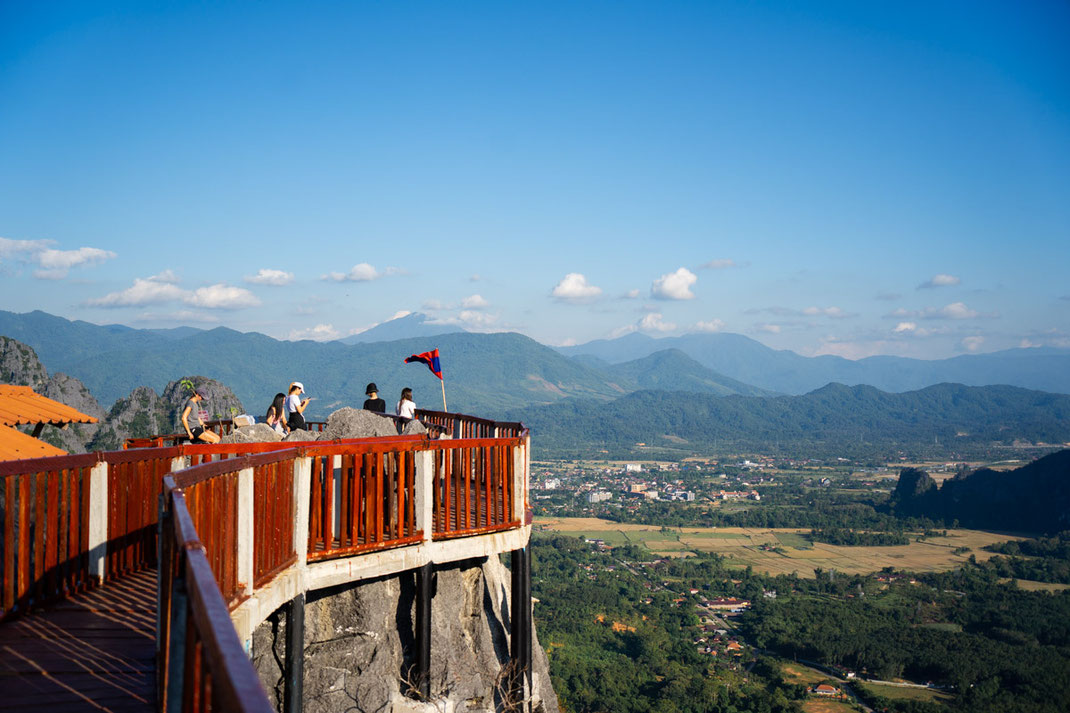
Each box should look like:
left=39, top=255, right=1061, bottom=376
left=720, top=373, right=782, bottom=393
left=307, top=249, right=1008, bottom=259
left=363, top=383, right=386, bottom=413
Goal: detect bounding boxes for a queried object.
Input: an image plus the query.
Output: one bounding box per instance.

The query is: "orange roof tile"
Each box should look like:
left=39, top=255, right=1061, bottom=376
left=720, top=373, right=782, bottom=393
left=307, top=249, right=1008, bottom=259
left=0, top=384, right=98, bottom=427
left=0, top=424, right=67, bottom=460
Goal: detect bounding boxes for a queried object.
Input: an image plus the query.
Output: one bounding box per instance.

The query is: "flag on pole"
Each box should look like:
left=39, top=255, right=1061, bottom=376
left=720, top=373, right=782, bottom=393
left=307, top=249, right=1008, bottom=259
left=404, top=349, right=443, bottom=380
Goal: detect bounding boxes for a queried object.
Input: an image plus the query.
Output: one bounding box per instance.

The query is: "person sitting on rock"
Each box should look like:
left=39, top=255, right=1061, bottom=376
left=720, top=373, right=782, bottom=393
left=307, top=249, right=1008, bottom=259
left=286, top=381, right=312, bottom=431
left=265, top=392, right=290, bottom=436
left=396, top=387, right=416, bottom=420
left=181, top=389, right=221, bottom=443
left=363, top=382, right=386, bottom=413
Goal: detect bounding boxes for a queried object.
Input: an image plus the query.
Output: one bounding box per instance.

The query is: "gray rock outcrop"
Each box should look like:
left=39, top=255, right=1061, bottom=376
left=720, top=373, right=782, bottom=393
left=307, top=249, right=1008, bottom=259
left=321, top=407, right=399, bottom=440
left=220, top=423, right=283, bottom=444
left=253, top=556, right=558, bottom=713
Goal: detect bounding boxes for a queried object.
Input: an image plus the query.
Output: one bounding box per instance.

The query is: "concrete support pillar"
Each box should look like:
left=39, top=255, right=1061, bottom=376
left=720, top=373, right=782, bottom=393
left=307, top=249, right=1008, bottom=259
left=169, top=456, right=185, bottom=473
left=87, top=461, right=109, bottom=583
left=512, top=443, right=526, bottom=522
left=415, top=561, right=433, bottom=699
left=293, top=457, right=312, bottom=566
left=284, top=592, right=305, bottom=713
left=331, top=455, right=342, bottom=538
left=414, top=450, right=434, bottom=542
left=237, top=467, right=254, bottom=596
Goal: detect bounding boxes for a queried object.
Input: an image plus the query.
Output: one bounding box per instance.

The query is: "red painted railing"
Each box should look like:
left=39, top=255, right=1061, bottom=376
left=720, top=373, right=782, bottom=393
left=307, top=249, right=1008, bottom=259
left=305, top=436, right=425, bottom=561
left=431, top=437, right=521, bottom=539
left=0, top=454, right=97, bottom=619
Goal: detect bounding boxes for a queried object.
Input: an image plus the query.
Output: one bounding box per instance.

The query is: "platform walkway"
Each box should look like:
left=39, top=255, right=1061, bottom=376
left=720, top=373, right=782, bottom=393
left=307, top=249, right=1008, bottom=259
left=0, top=569, right=156, bottom=712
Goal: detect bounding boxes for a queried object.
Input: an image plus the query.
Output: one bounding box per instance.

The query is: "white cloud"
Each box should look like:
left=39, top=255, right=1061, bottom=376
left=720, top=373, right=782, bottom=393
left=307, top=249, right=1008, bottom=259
left=461, top=294, right=489, bottom=309
left=639, top=313, right=676, bottom=332
left=186, top=284, right=261, bottom=309
left=885, top=302, right=996, bottom=321
left=551, top=273, right=602, bottom=302
left=622, top=289, right=641, bottom=299
left=893, top=322, right=917, bottom=333
left=469, top=274, right=481, bottom=282
left=651, top=267, right=697, bottom=300
left=388, top=310, right=412, bottom=321
left=700, top=258, right=737, bottom=270
left=757, top=324, right=781, bottom=334
left=555, top=337, right=578, bottom=347
left=608, top=324, right=638, bottom=338
left=427, top=310, right=500, bottom=331
left=289, top=324, right=340, bottom=341
left=961, top=336, right=985, bottom=352
left=692, top=319, right=725, bottom=333
left=151, top=269, right=181, bottom=284
left=422, top=299, right=446, bottom=311
left=245, top=268, right=294, bottom=286
left=87, top=276, right=189, bottom=307
left=33, top=247, right=116, bottom=278
left=322, top=263, right=403, bottom=282
left=87, top=274, right=260, bottom=310
left=0, top=236, right=52, bottom=258
left=801, top=306, right=852, bottom=319
left=919, top=273, right=961, bottom=289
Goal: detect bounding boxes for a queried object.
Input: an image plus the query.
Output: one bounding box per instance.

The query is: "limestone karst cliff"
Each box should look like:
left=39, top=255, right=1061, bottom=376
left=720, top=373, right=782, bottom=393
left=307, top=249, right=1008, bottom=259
left=252, top=555, right=559, bottom=713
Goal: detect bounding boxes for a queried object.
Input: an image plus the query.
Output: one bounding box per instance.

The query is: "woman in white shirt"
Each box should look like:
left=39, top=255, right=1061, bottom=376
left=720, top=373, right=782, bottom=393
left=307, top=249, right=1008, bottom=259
left=286, top=381, right=311, bottom=431
left=396, top=387, right=416, bottom=419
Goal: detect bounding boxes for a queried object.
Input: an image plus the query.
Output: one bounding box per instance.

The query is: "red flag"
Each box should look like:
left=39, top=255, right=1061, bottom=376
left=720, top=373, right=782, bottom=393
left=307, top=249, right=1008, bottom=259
left=404, top=349, right=442, bottom=380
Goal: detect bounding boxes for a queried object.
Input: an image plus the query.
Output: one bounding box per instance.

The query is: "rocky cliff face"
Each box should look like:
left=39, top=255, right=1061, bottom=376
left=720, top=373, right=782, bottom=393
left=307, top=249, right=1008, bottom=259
left=88, top=377, right=245, bottom=450
left=252, top=556, right=559, bottom=713
left=0, top=336, right=105, bottom=453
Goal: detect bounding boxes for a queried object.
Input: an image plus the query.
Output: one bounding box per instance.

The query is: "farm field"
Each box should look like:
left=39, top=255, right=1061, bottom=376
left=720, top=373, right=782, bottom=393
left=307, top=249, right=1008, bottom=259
left=1001, top=578, right=1070, bottom=592
left=535, top=517, right=1023, bottom=577
left=801, top=700, right=856, bottom=713
left=781, top=663, right=830, bottom=687
left=856, top=681, right=952, bottom=704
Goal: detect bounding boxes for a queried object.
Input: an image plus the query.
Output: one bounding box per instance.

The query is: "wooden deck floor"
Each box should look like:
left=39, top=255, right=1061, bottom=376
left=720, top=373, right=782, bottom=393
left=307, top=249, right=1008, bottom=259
left=0, top=568, right=157, bottom=712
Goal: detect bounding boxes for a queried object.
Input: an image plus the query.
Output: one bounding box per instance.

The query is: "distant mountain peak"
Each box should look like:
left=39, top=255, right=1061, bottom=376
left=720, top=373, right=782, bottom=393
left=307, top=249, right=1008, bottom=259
left=339, top=312, right=465, bottom=345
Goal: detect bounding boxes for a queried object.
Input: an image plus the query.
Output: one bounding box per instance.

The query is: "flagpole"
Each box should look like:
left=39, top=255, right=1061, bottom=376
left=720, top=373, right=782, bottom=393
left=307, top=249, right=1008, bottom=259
left=440, top=377, right=447, bottom=412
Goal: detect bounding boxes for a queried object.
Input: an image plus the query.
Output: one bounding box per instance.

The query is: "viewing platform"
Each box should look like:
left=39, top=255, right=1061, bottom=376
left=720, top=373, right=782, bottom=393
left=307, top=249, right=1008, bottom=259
left=0, top=409, right=534, bottom=712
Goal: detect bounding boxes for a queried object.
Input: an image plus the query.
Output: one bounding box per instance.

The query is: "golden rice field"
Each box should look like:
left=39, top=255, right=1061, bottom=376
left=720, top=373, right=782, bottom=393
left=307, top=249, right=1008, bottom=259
left=801, top=701, right=856, bottom=713
left=536, top=517, right=1023, bottom=577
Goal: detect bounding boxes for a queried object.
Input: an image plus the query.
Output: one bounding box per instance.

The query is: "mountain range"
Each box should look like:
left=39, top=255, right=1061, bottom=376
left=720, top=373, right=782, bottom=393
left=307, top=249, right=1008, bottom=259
left=507, top=382, right=1070, bottom=456
left=558, top=332, right=1070, bottom=395
left=3, top=309, right=1070, bottom=425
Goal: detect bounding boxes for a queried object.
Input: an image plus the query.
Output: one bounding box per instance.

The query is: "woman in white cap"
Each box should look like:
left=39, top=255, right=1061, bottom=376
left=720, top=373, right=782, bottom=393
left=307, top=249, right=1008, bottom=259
left=285, top=381, right=312, bottom=431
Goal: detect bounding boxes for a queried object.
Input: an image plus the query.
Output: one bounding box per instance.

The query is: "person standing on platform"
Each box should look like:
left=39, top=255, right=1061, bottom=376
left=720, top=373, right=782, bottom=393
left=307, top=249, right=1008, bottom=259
left=396, top=387, right=416, bottom=419
left=286, top=381, right=312, bottom=431
left=363, top=383, right=386, bottom=413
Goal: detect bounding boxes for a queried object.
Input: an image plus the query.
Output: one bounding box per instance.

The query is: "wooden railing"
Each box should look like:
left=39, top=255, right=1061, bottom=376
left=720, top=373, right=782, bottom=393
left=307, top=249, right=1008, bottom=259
left=2, top=410, right=529, bottom=711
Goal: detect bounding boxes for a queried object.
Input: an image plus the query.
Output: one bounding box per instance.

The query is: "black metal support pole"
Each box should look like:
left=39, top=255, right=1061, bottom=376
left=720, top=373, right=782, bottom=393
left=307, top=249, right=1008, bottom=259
left=284, top=592, right=305, bottom=713
left=415, top=562, right=433, bottom=699
left=523, top=546, right=532, bottom=709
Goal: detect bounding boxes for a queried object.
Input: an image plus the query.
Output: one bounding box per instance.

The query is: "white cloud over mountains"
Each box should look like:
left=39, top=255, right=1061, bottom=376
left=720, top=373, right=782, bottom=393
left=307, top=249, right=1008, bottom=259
left=651, top=267, right=697, bottom=300
left=0, top=236, right=116, bottom=278
left=322, top=263, right=404, bottom=282
left=289, top=323, right=340, bottom=341
left=887, top=301, right=996, bottom=320
left=919, top=273, right=961, bottom=289
left=87, top=273, right=261, bottom=310
left=552, top=273, right=602, bottom=302
left=245, top=268, right=294, bottom=286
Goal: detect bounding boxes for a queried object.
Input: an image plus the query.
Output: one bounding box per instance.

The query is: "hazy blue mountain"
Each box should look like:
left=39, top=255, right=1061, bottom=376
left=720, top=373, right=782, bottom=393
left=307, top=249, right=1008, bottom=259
left=559, top=332, right=1070, bottom=395
left=0, top=311, right=628, bottom=417
left=508, top=382, right=1070, bottom=454
left=595, top=349, right=774, bottom=397
left=339, top=312, right=462, bottom=344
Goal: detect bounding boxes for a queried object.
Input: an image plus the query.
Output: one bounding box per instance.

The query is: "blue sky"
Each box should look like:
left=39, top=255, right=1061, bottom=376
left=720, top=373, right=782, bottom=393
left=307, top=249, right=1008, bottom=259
left=1, top=1, right=1067, bottom=359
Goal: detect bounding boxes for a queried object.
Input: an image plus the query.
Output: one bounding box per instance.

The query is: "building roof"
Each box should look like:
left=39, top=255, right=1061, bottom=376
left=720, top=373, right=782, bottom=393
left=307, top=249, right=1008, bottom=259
left=0, top=385, right=98, bottom=427
left=0, top=424, right=68, bottom=460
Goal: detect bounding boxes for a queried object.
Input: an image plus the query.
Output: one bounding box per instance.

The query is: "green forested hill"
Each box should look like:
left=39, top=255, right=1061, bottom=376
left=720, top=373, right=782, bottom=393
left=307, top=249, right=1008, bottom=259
left=509, top=382, right=1070, bottom=455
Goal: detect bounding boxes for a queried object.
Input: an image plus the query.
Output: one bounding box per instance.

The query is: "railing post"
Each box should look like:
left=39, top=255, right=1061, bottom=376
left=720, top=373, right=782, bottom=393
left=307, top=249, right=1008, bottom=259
left=415, top=450, right=433, bottom=542
left=169, top=456, right=185, bottom=473
left=294, top=456, right=312, bottom=566
left=87, top=461, right=108, bottom=584
left=237, top=466, right=254, bottom=596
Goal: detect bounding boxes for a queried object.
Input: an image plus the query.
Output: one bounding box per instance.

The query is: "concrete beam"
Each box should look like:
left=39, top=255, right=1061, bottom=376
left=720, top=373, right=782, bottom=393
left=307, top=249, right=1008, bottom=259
left=87, top=462, right=108, bottom=582
left=237, top=467, right=254, bottom=596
